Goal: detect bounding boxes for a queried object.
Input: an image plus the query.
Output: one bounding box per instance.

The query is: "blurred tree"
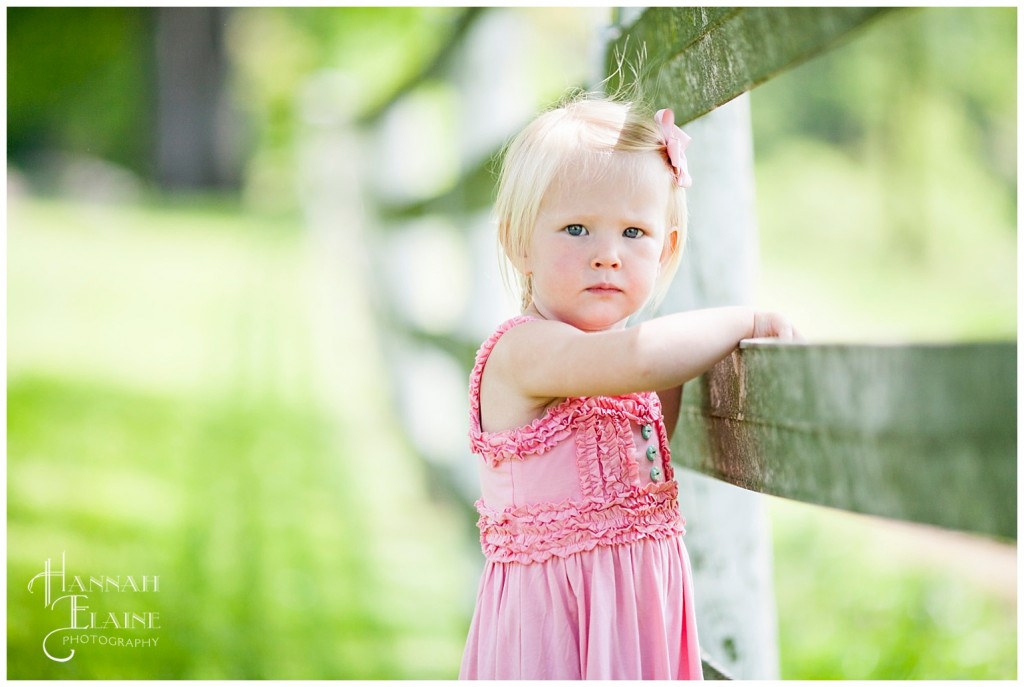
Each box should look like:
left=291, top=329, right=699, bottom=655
left=225, top=7, right=468, bottom=213
left=154, top=7, right=242, bottom=190
left=7, top=7, right=154, bottom=178
left=7, top=7, right=244, bottom=192
left=8, top=7, right=477, bottom=199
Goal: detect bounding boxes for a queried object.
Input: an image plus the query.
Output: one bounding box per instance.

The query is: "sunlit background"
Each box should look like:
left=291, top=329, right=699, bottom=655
left=7, top=7, right=1016, bottom=679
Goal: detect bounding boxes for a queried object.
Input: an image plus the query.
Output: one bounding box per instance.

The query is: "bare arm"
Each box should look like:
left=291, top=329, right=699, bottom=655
left=493, top=306, right=794, bottom=401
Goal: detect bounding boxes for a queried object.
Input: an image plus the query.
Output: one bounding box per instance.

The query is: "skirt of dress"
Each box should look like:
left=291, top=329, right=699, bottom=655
left=459, top=535, right=703, bottom=680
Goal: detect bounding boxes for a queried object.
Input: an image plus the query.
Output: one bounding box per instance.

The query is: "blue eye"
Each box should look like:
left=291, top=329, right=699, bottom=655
left=565, top=224, right=587, bottom=236
left=624, top=227, right=643, bottom=238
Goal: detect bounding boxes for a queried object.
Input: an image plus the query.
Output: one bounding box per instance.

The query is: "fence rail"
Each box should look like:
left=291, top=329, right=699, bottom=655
left=606, top=7, right=895, bottom=124
left=676, top=341, right=1016, bottom=541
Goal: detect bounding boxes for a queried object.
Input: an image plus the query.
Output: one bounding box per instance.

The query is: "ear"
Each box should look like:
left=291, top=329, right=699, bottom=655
left=511, top=249, right=532, bottom=276
left=501, top=226, right=532, bottom=275
left=660, top=226, right=680, bottom=267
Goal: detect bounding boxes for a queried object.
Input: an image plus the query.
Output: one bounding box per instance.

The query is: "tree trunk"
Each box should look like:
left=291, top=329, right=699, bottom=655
left=154, top=7, right=240, bottom=190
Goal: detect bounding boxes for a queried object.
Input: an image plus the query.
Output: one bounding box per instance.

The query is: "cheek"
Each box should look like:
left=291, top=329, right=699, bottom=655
left=628, top=243, right=664, bottom=286
left=539, top=244, right=579, bottom=274
left=631, top=241, right=663, bottom=267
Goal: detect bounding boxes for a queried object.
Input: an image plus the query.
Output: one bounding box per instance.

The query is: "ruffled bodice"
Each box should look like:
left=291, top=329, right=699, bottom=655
left=468, top=316, right=686, bottom=565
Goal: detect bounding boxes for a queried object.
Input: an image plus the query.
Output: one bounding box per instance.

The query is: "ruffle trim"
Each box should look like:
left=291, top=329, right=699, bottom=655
left=475, top=481, right=685, bottom=565
left=471, top=391, right=664, bottom=467
left=574, top=412, right=640, bottom=499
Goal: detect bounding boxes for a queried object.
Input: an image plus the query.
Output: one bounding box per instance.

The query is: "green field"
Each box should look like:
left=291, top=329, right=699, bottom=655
left=771, top=498, right=1016, bottom=679
left=8, top=196, right=473, bottom=679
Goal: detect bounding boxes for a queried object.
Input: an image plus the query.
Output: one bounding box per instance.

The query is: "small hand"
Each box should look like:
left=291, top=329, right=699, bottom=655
left=752, top=310, right=803, bottom=341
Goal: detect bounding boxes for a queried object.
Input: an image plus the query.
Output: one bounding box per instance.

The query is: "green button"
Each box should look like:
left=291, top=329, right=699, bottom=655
left=650, top=466, right=661, bottom=481
left=646, top=445, right=658, bottom=462
left=641, top=424, right=653, bottom=440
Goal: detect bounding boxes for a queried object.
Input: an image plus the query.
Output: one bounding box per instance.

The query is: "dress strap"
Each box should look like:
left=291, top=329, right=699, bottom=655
left=468, top=315, right=535, bottom=435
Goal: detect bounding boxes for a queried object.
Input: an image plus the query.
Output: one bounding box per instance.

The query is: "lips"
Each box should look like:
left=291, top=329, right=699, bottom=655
left=585, top=283, right=623, bottom=294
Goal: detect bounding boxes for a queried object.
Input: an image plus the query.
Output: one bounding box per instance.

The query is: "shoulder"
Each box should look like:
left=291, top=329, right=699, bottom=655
left=487, top=317, right=582, bottom=371
left=477, top=317, right=576, bottom=433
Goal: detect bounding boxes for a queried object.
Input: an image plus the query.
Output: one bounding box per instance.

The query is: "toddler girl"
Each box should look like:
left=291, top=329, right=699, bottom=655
left=459, top=94, right=798, bottom=680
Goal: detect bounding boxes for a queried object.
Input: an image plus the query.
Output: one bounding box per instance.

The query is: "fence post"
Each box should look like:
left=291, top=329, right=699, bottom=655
left=658, top=93, right=780, bottom=679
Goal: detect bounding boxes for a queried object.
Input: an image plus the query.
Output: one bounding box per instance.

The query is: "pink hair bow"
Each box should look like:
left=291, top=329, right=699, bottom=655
left=655, top=108, right=693, bottom=188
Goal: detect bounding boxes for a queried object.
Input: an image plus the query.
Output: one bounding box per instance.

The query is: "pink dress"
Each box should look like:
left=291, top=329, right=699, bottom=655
left=459, top=316, right=702, bottom=680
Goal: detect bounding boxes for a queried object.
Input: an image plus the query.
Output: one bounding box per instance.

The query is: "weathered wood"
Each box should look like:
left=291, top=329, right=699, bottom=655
left=606, top=7, right=895, bottom=125
left=676, top=341, right=1016, bottom=540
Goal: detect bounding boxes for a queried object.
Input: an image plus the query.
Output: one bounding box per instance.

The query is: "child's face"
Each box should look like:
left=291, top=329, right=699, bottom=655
left=523, top=152, right=677, bottom=332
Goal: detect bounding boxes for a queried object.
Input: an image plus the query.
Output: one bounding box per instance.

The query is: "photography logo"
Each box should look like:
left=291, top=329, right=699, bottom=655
left=27, top=552, right=161, bottom=663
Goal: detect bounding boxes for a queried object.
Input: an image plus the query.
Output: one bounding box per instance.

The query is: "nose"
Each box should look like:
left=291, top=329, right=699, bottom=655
left=590, top=239, right=621, bottom=270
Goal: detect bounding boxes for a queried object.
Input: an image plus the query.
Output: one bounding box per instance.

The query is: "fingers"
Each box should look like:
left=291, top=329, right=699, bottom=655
left=781, top=320, right=799, bottom=341
left=753, top=310, right=804, bottom=342
left=768, top=312, right=802, bottom=341
left=779, top=320, right=803, bottom=342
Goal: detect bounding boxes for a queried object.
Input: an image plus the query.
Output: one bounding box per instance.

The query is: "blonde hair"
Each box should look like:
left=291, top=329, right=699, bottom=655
left=495, top=92, right=688, bottom=313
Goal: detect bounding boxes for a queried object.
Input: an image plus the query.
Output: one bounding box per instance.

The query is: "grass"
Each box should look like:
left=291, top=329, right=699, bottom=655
left=770, top=498, right=1016, bottom=679
left=7, top=194, right=471, bottom=679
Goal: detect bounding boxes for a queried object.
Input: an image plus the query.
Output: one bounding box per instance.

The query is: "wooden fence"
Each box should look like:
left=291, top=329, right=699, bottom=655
left=680, top=340, right=1015, bottom=540
left=331, top=6, right=1015, bottom=679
